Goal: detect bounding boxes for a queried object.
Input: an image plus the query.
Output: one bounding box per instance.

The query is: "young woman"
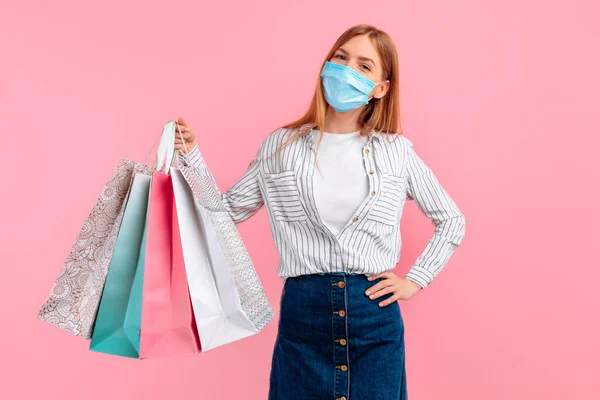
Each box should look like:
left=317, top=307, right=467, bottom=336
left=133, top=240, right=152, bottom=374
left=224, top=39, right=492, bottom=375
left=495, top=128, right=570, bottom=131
left=174, top=24, right=466, bottom=400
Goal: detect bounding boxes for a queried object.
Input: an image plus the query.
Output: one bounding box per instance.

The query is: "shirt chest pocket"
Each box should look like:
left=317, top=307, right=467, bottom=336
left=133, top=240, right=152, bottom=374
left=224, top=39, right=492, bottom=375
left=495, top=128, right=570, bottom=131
left=367, top=172, right=407, bottom=226
left=264, top=170, right=308, bottom=222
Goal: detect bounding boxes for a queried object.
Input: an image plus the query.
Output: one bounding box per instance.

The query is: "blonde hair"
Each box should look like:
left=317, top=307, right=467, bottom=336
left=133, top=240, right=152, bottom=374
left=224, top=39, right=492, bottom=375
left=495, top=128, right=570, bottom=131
left=267, top=23, right=404, bottom=163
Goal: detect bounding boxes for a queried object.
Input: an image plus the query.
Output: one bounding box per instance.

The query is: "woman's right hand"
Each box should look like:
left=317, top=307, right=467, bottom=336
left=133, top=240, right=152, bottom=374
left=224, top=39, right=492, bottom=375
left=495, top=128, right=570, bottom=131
left=174, top=117, right=197, bottom=154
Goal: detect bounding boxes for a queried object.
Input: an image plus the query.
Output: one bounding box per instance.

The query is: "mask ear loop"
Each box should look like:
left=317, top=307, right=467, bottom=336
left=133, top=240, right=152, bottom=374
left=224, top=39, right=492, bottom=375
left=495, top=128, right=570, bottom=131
left=368, top=80, right=389, bottom=102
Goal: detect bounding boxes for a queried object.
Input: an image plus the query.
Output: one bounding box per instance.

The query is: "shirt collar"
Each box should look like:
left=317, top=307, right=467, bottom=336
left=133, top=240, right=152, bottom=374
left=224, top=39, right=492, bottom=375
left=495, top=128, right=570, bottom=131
left=305, top=127, right=377, bottom=150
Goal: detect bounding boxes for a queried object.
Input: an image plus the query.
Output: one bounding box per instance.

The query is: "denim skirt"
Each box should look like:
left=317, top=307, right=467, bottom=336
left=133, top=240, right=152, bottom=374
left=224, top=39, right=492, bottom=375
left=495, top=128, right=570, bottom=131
left=268, top=272, right=407, bottom=400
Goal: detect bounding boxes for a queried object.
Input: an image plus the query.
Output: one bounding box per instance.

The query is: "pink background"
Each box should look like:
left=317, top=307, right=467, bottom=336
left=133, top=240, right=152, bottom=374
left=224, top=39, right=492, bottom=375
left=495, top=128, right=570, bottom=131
left=1, top=1, right=599, bottom=399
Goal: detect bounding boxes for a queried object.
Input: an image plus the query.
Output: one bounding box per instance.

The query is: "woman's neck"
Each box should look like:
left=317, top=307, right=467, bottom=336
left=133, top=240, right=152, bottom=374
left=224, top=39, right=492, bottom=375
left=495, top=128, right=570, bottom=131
left=323, top=106, right=363, bottom=133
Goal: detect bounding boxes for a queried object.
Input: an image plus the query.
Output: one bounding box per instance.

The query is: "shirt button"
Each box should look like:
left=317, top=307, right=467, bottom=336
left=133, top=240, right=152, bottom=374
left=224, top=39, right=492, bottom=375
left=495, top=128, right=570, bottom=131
left=338, top=310, right=346, bottom=317
left=340, top=365, right=348, bottom=372
left=365, top=149, right=370, bottom=154
left=183, top=161, right=189, bottom=167
left=340, top=338, right=347, bottom=345
left=352, top=216, right=358, bottom=222
left=369, top=169, right=374, bottom=174
left=371, top=190, right=376, bottom=196
left=337, top=281, right=345, bottom=288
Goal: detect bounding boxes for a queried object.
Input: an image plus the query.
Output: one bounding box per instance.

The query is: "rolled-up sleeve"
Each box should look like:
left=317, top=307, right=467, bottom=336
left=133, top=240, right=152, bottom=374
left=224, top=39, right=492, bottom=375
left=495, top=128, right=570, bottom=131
left=177, top=143, right=265, bottom=224
left=403, top=141, right=466, bottom=289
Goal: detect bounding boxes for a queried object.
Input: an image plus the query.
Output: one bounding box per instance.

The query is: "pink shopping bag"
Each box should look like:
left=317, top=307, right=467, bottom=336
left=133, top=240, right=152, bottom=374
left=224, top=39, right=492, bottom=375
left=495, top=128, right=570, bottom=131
left=139, top=170, right=200, bottom=359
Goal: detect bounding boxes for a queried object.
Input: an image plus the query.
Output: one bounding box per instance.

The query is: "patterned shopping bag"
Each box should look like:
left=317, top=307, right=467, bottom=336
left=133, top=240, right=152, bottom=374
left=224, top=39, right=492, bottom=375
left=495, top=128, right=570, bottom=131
left=38, top=160, right=153, bottom=339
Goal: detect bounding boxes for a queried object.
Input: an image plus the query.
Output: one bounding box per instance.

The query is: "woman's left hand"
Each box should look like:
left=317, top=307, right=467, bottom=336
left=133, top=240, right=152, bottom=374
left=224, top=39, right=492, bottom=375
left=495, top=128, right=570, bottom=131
left=365, top=271, right=422, bottom=306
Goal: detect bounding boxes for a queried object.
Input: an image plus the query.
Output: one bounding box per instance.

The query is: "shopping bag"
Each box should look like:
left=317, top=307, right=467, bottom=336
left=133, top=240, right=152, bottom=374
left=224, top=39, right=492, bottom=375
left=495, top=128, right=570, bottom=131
left=38, top=119, right=177, bottom=340
left=89, top=121, right=192, bottom=359
left=38, top=159, right=153, bottom=339
left=172, top=124, right=274, bottom=351
left=88, top=173, right=152, bottom=358
left=139, top=169, right=200, bottom=359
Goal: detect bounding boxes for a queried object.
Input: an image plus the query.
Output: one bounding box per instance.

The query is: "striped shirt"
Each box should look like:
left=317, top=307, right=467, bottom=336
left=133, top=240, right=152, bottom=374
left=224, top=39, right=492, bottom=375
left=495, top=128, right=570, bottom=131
left=177, top=124, right=466, bottom=289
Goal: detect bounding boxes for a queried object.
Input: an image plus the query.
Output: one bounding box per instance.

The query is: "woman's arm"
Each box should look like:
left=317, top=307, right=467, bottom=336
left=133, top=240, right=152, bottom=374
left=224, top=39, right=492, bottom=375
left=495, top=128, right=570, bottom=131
left=403, top=141, right=467, bottom=289
left=177, top=144, right=265, bottom=224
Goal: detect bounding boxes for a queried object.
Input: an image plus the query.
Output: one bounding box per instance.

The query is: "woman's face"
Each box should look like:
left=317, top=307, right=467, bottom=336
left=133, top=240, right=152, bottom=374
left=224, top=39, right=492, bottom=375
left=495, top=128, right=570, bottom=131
left=329, top=34, right=389, bottom=100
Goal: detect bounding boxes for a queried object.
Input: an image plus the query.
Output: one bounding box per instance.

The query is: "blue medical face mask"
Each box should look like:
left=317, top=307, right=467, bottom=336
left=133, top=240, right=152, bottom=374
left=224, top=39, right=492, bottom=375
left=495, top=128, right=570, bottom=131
left=320, top=61, right=387, bottom=113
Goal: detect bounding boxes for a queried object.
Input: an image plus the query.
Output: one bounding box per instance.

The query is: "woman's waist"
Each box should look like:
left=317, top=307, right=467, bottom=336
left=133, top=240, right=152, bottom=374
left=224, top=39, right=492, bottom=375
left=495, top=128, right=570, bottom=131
left=283, top=271, right=387, bottom=300
left=280, top=272, right=398, bottom=320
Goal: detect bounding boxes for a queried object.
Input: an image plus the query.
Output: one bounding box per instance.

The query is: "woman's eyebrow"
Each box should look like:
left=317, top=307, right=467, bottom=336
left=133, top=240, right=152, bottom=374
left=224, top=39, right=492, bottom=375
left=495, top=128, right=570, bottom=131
left=337, top=47, right=376, bottom=67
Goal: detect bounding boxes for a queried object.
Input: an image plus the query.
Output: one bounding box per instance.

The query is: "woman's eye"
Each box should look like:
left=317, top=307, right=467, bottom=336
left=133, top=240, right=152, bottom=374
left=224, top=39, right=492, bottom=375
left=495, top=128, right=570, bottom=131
left=332, top=55, right=370, bottom=71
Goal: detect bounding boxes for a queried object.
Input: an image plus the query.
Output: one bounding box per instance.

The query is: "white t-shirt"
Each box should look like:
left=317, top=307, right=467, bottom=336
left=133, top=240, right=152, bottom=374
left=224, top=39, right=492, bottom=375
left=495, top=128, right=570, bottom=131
left=312, top=130, right=370, bottom=236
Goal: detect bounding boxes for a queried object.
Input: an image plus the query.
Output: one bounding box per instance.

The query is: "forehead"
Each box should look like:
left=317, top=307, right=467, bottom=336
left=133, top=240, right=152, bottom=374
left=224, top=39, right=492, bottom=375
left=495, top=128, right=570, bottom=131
left=335, top=35, right=381, bottom=65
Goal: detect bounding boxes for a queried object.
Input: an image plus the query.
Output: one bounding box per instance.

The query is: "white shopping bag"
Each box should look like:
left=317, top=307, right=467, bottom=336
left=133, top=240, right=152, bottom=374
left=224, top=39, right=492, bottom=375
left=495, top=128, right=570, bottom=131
left=169, top=132, right=273, bottom=351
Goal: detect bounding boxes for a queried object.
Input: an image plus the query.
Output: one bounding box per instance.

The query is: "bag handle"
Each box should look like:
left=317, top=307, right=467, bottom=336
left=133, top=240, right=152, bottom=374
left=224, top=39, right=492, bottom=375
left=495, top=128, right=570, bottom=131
left=154, top=120, right=177, bottom=173
left=141, top=120, right=190, bottom=174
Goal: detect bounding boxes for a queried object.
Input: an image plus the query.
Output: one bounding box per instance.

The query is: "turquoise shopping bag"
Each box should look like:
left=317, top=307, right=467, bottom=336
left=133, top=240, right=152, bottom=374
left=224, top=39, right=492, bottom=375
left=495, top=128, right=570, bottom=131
left=89, top=173, right=152, bottom=358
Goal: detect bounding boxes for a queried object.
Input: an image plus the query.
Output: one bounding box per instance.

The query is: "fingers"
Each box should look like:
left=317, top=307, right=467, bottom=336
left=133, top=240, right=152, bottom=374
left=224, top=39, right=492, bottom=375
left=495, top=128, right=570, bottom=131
left=174, top=118, right=196, bottom=154
left=175, top=124, right=190, bottom=135
left=366, top=284, right=394, bottom=300
left=174, top=142, right=191, bottom=151
left=378, top=294, right=400, bottom=307
left=174, top=133, right=191, bottom=143
left=175, top=117, right=190, bottom=134
left=365, top=278, right=393, bottom=296
left=368, top=285, right=401, bottom=306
